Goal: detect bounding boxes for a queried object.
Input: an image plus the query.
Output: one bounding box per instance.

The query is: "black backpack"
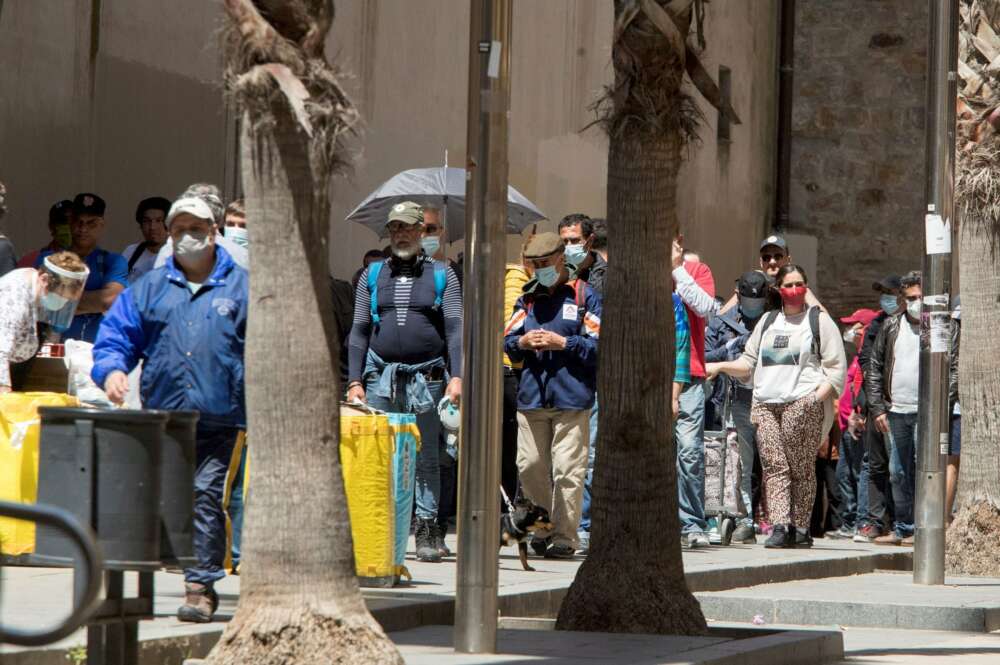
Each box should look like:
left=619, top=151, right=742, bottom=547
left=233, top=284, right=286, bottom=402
left=757, top=306, right=822, bottom=358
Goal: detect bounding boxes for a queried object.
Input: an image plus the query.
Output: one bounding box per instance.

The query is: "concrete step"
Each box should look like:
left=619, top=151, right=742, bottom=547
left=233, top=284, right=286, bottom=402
left=696, top=571, right=1000, bottom=633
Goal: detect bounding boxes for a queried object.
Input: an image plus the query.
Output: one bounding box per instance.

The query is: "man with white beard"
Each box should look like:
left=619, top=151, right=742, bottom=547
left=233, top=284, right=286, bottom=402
left=347, top=201, right=463, bottom=563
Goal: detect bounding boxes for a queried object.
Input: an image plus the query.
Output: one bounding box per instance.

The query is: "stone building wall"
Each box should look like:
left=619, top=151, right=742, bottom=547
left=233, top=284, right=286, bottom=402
left=788, top=0, right=929, bottom=317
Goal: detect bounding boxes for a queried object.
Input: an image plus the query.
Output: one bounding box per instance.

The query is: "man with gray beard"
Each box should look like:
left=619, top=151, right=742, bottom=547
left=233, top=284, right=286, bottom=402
left=347, top=201, right=463, bottom=563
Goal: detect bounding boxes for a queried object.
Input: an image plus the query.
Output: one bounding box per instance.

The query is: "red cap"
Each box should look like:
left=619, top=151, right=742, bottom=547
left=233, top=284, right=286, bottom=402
left=840, top=308, right=879, bottom=326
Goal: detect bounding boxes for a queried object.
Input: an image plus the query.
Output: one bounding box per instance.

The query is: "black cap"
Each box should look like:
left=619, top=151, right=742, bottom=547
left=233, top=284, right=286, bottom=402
left=872, top=275, right=902, bottom=293
left=737, top=270, right=769, bottom=298
left=134, top=196, right=171, bottom=224
left=72, top=192, right=106, bottom=217
left=759, top=234, right=788, bottom=252
left=48, top=200, right=73, bottom=226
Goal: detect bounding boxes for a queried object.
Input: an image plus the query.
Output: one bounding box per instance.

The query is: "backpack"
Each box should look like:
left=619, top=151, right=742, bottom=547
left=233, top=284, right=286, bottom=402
left=524, top=279, right=588, bottom=331
left=757, top=306, right=822, bottom=358
left=128, top=242, right=150, bottom=272
left=367, top=258, right=447, bottom=328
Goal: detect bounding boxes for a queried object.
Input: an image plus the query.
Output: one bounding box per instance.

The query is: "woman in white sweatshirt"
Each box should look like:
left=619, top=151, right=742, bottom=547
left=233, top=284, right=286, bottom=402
left=707, top=264, right=846, bottom=549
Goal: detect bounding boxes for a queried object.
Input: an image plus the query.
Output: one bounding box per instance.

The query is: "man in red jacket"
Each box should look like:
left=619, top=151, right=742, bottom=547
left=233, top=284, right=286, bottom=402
left=671, top=236, right=717, bottom=548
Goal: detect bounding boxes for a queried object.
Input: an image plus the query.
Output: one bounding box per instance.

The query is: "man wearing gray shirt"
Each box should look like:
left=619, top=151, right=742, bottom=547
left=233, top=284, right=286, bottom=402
left=865, top=270, right=922, bottom=546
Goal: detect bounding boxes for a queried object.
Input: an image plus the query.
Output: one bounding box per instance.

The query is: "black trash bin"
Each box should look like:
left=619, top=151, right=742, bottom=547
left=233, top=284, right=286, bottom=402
left=159, top=411, right=198, bottom=568
left=34, top=407, right=169, bottom=570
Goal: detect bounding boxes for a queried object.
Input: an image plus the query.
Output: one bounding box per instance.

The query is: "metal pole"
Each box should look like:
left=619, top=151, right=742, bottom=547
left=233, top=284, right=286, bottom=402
left=454, top=0, right=511, bottom=653
left=914, top=0, right=957, bottom=586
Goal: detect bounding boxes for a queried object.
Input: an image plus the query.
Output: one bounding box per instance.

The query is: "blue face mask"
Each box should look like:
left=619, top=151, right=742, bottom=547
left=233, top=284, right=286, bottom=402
left=421, top=236, right=441, bottom=256
left=880, top=294, right=900, bottom=315
left=739, top=296, right=765, bottom=321
left=41, top=291, right=69, bottom=311
left=535, top=265, right=559, bottom=287
left=564, top=243, right=587, bottom=266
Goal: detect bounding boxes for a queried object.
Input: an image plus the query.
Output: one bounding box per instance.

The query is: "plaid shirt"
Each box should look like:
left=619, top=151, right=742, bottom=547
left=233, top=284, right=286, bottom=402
left=673, top=293, right=691, bottom=384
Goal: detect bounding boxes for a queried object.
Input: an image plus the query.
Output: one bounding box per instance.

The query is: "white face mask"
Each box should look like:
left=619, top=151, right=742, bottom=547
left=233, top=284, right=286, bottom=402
left=174, top=231, right=213, bottom=261
left=226, top=227, right=249, bottom=248
left=843, top=328, right=857, bottom=344
left=906, top=300, right=922, bottom=320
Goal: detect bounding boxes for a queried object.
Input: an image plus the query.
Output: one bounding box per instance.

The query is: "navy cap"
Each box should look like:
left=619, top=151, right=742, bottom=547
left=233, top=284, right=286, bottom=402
left=737, top=270, right=769, bottom=298
left=872, top=275, right=902, bottom=293
left=48, top=199, right=73, bottom=226
left=134, top=196, right=171, bottom=224
left=72, top=192, right=106, bottom=217
left=759, top=234, right=788, bottom=252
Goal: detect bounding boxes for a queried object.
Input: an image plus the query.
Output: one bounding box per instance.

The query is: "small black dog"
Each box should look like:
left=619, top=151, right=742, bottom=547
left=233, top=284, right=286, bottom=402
left=500, top=498, right=552, bottom=571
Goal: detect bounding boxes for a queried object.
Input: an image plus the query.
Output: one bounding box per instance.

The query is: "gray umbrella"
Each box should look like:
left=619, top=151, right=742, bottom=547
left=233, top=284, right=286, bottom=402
left=345, top=167, right=545, bottom=240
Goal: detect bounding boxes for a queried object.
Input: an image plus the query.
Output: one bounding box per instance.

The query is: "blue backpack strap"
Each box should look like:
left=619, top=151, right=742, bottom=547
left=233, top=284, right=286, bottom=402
left=432, top=261, right=447, bottom=310
left=368, top=260, right=385, bottom=326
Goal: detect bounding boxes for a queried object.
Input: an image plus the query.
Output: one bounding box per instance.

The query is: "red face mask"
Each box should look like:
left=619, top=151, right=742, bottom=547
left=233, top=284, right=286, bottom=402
left=779, top=286, right=807, bottom=308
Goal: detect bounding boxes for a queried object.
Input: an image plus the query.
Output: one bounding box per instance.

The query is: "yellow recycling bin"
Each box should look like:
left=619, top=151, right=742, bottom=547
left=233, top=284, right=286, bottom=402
left=0, top=392, right=79, bottom=555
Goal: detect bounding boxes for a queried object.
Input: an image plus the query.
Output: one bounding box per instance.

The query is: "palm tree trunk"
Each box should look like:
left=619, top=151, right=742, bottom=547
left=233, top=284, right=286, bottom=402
left=945, top=221, right=1000, bottom=576
left=556, top=0, right=706, bottom=635
left=946, top=0, right=1000, bottom=578
left=206, top=1, right=401, bottom=662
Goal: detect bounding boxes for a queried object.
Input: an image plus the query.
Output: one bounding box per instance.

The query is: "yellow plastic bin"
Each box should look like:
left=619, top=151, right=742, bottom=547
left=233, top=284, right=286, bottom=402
left=0, top=392, right=79, bottom=556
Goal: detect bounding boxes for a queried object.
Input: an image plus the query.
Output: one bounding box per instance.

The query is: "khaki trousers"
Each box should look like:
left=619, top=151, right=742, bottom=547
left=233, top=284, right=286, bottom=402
left=516, top=408, right=590, bottom=548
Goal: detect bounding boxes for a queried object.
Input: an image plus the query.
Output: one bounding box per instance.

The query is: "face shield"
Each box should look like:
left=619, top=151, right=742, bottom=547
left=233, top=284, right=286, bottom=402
left=38, top=257, right=89, bottom=332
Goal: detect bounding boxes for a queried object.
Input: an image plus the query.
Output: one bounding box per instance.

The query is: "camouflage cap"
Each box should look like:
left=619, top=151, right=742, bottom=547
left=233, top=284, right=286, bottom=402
left=386, top=201, right=424, bottom=227
left=523, top=232, right=563, bottom=259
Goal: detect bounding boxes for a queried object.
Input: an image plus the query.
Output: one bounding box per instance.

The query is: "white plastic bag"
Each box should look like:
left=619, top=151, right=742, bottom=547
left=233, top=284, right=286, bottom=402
left=64, top=340, right=113, bottom=407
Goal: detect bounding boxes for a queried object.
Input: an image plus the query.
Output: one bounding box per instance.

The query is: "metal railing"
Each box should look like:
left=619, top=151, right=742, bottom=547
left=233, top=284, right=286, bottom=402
left=0, top=500, right=102, bottom=646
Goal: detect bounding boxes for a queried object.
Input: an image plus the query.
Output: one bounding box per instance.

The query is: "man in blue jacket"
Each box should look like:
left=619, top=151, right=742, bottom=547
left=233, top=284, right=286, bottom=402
left=504, top=232, right=601, bottom=559
left=91, top=196, right=248, bottom=624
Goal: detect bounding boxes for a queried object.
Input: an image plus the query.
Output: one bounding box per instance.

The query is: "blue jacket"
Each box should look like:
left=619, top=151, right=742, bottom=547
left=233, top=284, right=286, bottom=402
left=91, top=247, right=248, bottom=428
left=503, top=279, right=601, bottom=411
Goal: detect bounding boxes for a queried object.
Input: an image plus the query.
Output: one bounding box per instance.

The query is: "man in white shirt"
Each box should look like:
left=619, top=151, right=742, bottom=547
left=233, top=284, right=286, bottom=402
left=864, top=270, right=922, bottom=546
left=123, top=197, right=171, bottom=282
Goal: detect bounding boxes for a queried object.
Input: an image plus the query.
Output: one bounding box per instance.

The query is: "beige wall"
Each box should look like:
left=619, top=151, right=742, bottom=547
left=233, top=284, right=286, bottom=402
left=1, top=1, right=776, bottom=285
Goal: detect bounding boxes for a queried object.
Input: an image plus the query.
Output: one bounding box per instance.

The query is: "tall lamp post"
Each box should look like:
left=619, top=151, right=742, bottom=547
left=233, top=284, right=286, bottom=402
left=454, top=0, right=512, bottom=653
left=914, top=0, right=958, bottom=586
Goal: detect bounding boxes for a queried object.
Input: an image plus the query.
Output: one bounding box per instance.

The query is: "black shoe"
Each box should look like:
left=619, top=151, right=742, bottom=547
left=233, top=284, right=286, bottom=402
left=795, top=527, right=813, bottom=549
left=435, top=519, right=452, bottom=557
left=544, top=543, right=575, bottom=559
left=530, top=535, right=549, bottom=557
left=764, top=524, right=794, bottom=549
left=731, top=523, right=757, bottom=544
left=414, top=518, right=442, bottom=562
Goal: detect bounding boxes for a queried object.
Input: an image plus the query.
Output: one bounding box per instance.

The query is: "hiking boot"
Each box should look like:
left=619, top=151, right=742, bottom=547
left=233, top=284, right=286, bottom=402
left=764, top=524, right=794, bottom=549
left=544, top=543, right=575, bottom=559
left=853, top=524, right=882, bottom=543
left=414, top=518, right=442, bottom=562
left=874, top=532, right=902, bottom=546
left=731, top=523, right=757, bottom=544
left=795, top=527, right=813, bottom=549
left=530, top=535, right=550, bottom=557
left=435, top=519, right=452, bottom=558
left=177, top=583, right=218, bottom=623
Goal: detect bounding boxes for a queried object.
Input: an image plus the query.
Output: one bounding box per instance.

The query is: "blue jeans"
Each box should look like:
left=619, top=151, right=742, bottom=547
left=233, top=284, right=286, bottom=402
left=836, top=430, right=864, bottom=531
left=730, top=387, right=756, bottom=527
left=366, top=378, right=445, bottom=520
left=228, top=443, right=247, bottom=568
left=579, top=397, right=599, bottom=533
left=185, top=424, right=240, bottom=587
left=887, top=411, right=918, bottom=538
left=676, top=379, right=708, bottom=534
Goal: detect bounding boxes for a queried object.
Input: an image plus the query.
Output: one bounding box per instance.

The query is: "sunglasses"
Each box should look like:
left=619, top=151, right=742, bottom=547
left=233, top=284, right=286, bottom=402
left=761, top=253, right=785, bottom=263
left=424, top=225, right=441, bottom=234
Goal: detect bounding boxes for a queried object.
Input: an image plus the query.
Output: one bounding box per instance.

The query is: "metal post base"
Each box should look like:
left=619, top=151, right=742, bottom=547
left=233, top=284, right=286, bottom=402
left=914, top=470, right=947, bottom=586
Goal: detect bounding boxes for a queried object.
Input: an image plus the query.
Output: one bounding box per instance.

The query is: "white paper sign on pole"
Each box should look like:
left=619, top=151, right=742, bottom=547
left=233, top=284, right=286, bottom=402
left=925, top=214, right=952, bottom=254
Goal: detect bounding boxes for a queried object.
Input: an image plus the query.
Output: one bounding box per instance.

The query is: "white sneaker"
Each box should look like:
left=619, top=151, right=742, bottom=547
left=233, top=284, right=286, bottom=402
left=683, top=531, right=710, bottom=549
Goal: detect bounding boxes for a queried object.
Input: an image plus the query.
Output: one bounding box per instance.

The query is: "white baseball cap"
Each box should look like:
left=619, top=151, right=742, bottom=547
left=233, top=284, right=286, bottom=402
left=166, top=197, right=215, bottom=227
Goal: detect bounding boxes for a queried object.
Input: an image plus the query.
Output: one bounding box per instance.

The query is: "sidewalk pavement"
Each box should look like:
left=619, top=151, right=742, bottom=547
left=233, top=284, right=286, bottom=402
left=1, top=536, right=910, bottom=663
